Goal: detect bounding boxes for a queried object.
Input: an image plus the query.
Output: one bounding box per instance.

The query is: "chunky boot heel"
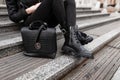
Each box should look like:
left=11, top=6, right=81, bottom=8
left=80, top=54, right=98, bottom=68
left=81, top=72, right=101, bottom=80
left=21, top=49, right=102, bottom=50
left=76, top=47, right=94, bottom=59
left=62, top=45, right=78, bottom=57
left=62, top=45, right=94, bottom=59
left=62, top=46, right=72, bottom=55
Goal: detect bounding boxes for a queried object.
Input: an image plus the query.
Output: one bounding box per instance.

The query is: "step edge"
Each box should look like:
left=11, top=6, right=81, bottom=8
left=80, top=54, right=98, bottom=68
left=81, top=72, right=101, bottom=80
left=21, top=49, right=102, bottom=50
left=76, top=10, right=101, bottom=12
left=76, top=13, right=110, bottom=18
left=14, top=27, right=120, bottom=80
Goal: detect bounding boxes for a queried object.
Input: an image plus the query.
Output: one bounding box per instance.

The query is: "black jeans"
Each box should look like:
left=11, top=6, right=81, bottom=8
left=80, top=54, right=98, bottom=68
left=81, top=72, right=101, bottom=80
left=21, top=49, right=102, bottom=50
left=24, top=0, right=76, bottom=27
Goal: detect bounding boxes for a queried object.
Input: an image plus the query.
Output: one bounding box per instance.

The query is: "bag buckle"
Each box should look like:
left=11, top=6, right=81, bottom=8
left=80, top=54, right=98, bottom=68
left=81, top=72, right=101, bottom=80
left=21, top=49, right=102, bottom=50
left=35, top=42, right=41, bottom=50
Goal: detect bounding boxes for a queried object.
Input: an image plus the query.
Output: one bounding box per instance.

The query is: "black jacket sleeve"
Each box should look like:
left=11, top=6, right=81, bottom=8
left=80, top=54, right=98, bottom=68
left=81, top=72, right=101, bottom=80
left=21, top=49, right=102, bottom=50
left=5, top=0, right=28, bottom=23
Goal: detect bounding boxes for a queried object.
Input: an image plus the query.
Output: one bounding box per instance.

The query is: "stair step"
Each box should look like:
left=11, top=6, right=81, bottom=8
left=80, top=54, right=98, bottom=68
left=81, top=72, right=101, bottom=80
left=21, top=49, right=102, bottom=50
left=0, top=12, right=9, bottom=21
left=0, top=20, right=19, bottom=34
left=77, top=15, right=120, bottom=31
left=0, top=16, right=120, bottom=58
left=0, top=17, right=120, bottom=56
left=0, top=5, right=7, bottom=12
left=0, top=4, right=119, bottom=80
left=61, top=37, right=120, bottom=80
left=77, top=13, right=110, bottom=20
left=1, top=27, right=119, bottom=80
left=0, top=38, right=64, bottom=80
left=76, top=10, right=101, bottom=14
left=0, top=14, right=118, bottom=33
left=76, top=7, right=91, bottom=10
left=0, top=31, right=20, bottom=41
left=0, top=12, right=8, bottom=16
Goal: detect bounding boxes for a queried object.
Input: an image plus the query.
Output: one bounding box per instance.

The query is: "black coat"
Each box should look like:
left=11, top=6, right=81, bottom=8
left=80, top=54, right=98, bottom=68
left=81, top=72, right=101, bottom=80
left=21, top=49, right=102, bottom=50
left=5, top=0, right=42, bottom=23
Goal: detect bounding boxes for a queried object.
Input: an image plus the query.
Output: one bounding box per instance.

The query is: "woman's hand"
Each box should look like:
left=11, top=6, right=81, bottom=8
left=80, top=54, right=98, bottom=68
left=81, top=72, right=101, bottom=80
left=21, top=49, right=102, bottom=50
left=25, top=3, right=41, bottom=14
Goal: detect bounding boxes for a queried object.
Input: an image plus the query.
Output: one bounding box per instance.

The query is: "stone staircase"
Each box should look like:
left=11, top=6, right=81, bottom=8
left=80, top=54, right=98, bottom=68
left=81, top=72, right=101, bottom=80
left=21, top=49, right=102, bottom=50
left=0, top=5, right=120, bottom=80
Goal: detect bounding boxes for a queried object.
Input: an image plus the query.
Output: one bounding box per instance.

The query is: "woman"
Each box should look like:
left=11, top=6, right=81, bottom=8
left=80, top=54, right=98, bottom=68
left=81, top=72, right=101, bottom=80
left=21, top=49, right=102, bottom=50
left=5, top=0, right=93, bottom=58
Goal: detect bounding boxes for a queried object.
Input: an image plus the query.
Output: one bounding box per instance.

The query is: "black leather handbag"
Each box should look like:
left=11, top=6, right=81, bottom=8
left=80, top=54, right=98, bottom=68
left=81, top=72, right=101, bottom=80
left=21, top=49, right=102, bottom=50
left=21, top=21, right=57, bottom=59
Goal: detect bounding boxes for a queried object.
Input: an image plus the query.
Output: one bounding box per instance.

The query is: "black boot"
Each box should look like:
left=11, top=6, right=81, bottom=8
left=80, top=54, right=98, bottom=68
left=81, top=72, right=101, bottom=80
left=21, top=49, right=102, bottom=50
left=75, top=25, right=93, bottom=45
left=61, top=26, right=94, bottom=59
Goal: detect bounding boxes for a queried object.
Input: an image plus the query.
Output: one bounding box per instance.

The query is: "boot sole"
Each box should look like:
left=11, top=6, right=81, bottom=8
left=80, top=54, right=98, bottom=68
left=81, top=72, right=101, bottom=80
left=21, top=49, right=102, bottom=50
left=62, top=46, right=94, bottom=59
left=62, top=46, right=81, bottom=58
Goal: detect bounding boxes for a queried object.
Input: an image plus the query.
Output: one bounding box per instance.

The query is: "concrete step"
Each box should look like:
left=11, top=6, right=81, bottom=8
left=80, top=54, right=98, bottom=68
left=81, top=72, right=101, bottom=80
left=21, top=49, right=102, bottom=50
left=0, top=17, right=120, bottom=59
left=0, top=4, right=119, bottom=80
left=0, top=31, right=22, bottom=58
left=77, top=13, right=110, bottom=20
left=76, top=7, right=91, bottom=10
left=0, top=20, right=20, bottom=34
left=0, top=12, right=8, bottom=16
left=1, top=27, right=120, bottom=80
left=0, top=12, right=9, bottom=21
left=77, top=15, right=120, bottom=31
left=76, top=10, right=101, bottom=14
left=0, top=14, right=118, bottom=34
left=0, top=31, right=20, bottom=41
left=0, top=5, right=7, bottom=12
left=61, top=36, right=120, bottom=80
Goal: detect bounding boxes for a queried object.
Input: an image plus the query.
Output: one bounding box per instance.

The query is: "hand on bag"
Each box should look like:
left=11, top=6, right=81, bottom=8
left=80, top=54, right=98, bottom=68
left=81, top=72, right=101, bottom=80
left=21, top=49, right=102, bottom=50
left=25, top=3, right=41, bottom=14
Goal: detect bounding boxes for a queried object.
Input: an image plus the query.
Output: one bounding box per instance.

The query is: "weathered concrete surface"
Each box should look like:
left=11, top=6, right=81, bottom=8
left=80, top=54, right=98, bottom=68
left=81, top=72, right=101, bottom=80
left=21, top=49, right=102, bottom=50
left=14, top=27, right=120, bottom=80
left=112, top=67, right=120, bottom=80
left=61, top=37, right=120, bottom=80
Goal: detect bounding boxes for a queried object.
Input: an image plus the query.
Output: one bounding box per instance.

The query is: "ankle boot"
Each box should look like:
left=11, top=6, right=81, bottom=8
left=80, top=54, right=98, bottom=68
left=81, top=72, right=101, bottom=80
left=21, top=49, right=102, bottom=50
left=61, top=26, right=94, bottom=59
left=75, top=25, right=93, bottom=45
left=76, top=31, right=93, bottom=45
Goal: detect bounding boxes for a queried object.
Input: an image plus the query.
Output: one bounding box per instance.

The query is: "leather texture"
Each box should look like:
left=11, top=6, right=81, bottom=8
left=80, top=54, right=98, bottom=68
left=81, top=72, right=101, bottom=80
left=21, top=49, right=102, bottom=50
left=21, top=21, right=57, bottom=59
left=62, top=26, right=94, bottom=59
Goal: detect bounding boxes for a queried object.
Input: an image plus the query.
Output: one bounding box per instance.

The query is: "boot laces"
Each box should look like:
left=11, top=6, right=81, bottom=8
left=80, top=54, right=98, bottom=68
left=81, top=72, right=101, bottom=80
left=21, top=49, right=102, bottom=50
left=74, top=31, right=80, bottom=43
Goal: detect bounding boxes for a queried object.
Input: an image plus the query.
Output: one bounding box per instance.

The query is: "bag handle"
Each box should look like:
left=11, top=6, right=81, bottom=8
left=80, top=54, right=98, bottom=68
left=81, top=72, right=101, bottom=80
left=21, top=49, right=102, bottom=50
left=36, top=24, right=46, bottom=43
left=29, top=20, right=46, bottom=30
left=29, top=21, right=47, bottom=49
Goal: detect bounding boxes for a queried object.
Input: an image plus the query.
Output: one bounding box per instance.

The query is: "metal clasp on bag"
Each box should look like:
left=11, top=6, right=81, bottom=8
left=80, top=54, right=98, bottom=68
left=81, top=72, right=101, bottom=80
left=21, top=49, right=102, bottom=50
left=35, top=42, right=41, bottom=50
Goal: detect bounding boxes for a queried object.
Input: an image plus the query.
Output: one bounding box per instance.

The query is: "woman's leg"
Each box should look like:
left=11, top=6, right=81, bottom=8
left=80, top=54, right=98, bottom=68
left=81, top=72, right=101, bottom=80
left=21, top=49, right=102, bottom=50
left=64, top=0, right=76, bottom=26
left=24, top=0, right=66, bottom=27
left=65, top=0, right=93, bottom=44
left=63, top=0, right=93, bottom=58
